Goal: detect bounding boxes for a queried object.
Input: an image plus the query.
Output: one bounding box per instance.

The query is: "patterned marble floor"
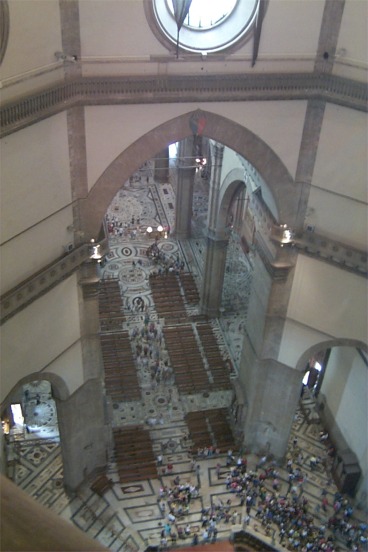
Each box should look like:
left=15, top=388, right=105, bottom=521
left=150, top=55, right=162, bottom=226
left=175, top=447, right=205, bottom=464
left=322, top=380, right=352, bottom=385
left=8, top=401, right=367, bottom=552
left=5, top=163, right=367, bottom=552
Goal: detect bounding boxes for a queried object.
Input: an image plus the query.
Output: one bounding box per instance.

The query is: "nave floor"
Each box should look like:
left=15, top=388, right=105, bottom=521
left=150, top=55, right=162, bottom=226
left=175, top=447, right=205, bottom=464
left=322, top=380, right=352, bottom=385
left=5, top=167, right=367, bottom=552
left=7, top=395, right=367, bottom=552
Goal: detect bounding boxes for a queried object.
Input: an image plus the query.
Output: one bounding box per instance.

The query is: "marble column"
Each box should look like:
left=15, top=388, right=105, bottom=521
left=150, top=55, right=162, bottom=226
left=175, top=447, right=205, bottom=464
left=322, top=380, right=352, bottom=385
left=174, top=138, right=196, bottom=239
left=200, top=236, right=229, bottom=318
left=200, top=142, right=227, bottom=318
left=206, top=143, right=224, bottom=233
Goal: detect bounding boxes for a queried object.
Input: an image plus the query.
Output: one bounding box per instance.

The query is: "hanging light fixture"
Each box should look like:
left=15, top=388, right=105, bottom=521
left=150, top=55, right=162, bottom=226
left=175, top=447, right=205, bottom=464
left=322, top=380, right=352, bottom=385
left=271, top=224, right=295, bottom=247
left=89, top=239, right=102, bottom=260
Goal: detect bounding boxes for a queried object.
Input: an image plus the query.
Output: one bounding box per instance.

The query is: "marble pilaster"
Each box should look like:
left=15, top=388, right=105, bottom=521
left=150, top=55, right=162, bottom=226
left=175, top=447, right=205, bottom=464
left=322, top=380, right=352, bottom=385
left=174, top=138, right=196, bottom=239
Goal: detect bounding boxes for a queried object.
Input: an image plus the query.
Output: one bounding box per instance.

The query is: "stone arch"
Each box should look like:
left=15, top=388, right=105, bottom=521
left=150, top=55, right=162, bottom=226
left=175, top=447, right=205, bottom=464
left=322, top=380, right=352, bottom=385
left=217, top=168, right=247, bottom=236
left=295, top=338, right=368, bottom=373
left=1, top=372, right=70, bottom=412
left=80, top=110, right=297, bottom=238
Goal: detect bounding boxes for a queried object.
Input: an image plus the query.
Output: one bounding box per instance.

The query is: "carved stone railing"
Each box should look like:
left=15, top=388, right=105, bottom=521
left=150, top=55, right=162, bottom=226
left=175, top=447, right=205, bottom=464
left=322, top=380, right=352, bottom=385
left=294, top=232, right=367, bottom=276
left=1, top=73, right=367, bottom=137
left=254, top=228, right=367, bottom=282
left=0, top=239, right=108, bottom=325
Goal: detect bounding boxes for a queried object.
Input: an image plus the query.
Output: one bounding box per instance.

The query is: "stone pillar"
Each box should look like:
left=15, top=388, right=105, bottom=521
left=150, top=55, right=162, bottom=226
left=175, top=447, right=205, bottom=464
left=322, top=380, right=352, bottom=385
left=174, top=138, right=196, bottom=239
left=238, top=334, right=303, bottom=459
left=260, top=245, right=298, bottom=360
left=56, top=378, right=108, bottom=492
left=200, top=236, right=229, bottom=318
left=78, top=259, right=104, bottom=380
left=206, top=142, right=224, bottom=232
left=154, top=147, right=169, bottom=183
left=234, top=187, right=247, bottom=232
left=56, top=260, right=108, bottom=492
left=200, top=142, right=227, bottom=318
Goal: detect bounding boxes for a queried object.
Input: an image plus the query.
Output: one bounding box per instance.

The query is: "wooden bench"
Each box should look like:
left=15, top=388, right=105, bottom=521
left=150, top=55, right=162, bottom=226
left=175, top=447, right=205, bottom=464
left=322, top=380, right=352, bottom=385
left=91, top=474, right=113, bottom=496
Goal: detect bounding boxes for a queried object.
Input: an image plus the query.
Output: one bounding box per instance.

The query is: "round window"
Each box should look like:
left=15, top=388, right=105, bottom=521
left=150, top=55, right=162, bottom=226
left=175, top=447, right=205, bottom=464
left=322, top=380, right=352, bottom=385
left=153, top=0, right=259, bottom=54
left=167, top=0, right=238, bottom=31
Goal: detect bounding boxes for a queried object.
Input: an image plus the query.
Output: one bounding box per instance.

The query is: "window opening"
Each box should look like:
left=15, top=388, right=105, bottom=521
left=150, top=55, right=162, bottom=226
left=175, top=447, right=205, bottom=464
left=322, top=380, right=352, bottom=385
left=152, top=0, right=259, bottom=54
left=168, top=0, right=237, bottom=30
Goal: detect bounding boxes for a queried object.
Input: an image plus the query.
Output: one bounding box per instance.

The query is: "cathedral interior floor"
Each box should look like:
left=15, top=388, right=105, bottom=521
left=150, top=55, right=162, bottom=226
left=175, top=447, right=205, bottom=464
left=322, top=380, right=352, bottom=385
left=4, top=169, right=367, bottom=552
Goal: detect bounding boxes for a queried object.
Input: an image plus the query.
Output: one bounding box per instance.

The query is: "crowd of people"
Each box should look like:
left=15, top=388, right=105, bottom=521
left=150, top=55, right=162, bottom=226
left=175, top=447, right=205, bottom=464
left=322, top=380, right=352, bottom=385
left=147, top=243, right=185, bottom=276
left=152, top=446, right=367, bottom=552
left=224, top=453, right=367, bottom=551
left=129, top=319, right=174, bottom=390
left=106, top=213, right=141, bottom=239
left=156, top=475, right=220, bottom=549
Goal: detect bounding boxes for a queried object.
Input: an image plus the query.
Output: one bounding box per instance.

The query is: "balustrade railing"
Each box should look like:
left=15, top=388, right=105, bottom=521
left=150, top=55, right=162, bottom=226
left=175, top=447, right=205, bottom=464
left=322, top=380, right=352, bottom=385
left=1, top=243, right=91, bottom=324
left=294, top=232, right=367, bottom=276
left=1, top=73, right=367, bottom=137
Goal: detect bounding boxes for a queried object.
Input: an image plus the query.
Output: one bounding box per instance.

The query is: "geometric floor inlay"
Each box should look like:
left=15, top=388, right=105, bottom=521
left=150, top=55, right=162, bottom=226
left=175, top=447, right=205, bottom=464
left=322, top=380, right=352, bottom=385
left=5, top=162, right=367, bottom=551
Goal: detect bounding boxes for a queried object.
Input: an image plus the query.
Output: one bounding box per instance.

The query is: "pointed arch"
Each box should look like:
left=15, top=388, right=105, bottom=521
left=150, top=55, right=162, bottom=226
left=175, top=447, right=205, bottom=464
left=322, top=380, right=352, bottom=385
left=80, top=109, right=298, bottom=238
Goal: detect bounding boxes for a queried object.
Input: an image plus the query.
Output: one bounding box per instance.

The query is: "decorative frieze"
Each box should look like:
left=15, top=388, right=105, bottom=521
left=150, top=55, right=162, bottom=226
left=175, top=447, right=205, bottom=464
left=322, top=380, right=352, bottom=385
left=294, top=232, right=367, bottom=276
left=1, top=73, right=367, bottom=137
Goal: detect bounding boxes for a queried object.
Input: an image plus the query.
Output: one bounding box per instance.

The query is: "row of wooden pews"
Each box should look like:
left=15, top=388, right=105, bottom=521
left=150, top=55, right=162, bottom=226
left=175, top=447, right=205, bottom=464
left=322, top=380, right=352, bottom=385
left=179, top=272, right=200, bottom=305
left=99, top=279, right=141, bottom=402
left=196, top=323, right=233, bottom=391
left=164, top=325, right=210, bottom=394
left=100, top=332, right=141, bottom=401
left=206, top=408, right=238, bottom=452
left=186, top=408, right=237, bottom=453
left=186, top=411, right=212, bottom=449
left=113, top=427, right=158, bottom=483
left=149, top=273, right=188, bottom=323
left=99, top=279, right=125, bottom=332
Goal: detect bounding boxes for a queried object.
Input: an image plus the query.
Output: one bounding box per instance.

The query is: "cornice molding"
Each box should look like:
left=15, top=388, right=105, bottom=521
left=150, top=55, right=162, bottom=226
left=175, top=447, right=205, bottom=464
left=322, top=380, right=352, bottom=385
left=1, top=72, right=367, bottom=137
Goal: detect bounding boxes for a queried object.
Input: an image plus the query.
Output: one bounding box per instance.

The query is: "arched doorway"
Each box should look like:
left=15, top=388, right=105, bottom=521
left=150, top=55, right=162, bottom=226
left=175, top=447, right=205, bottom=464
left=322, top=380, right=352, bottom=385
left=294, top=340, right=367, bottom=502
left=1, top=374, right=68, bottom=486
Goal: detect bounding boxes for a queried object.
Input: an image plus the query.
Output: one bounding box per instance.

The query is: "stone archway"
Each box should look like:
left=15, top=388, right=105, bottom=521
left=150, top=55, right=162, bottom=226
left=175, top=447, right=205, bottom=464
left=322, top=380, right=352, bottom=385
left=1, top=372, right=70, bottom=412
left=296, top=340, right=367, bottom=500
left=0, top=373, right=69, bottom=484
left=80, top=110, right=297, bottom=239
left=1, top=372, right=70, bottom=443
left=295, top=338, right=367, bottom=373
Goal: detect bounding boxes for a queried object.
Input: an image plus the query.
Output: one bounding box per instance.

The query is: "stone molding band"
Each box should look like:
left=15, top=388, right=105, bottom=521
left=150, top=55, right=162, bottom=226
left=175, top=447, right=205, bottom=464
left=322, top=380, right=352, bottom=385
left=0, top=244, right=91, bottom=325
left=1, top=72, right=367, bottom=137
